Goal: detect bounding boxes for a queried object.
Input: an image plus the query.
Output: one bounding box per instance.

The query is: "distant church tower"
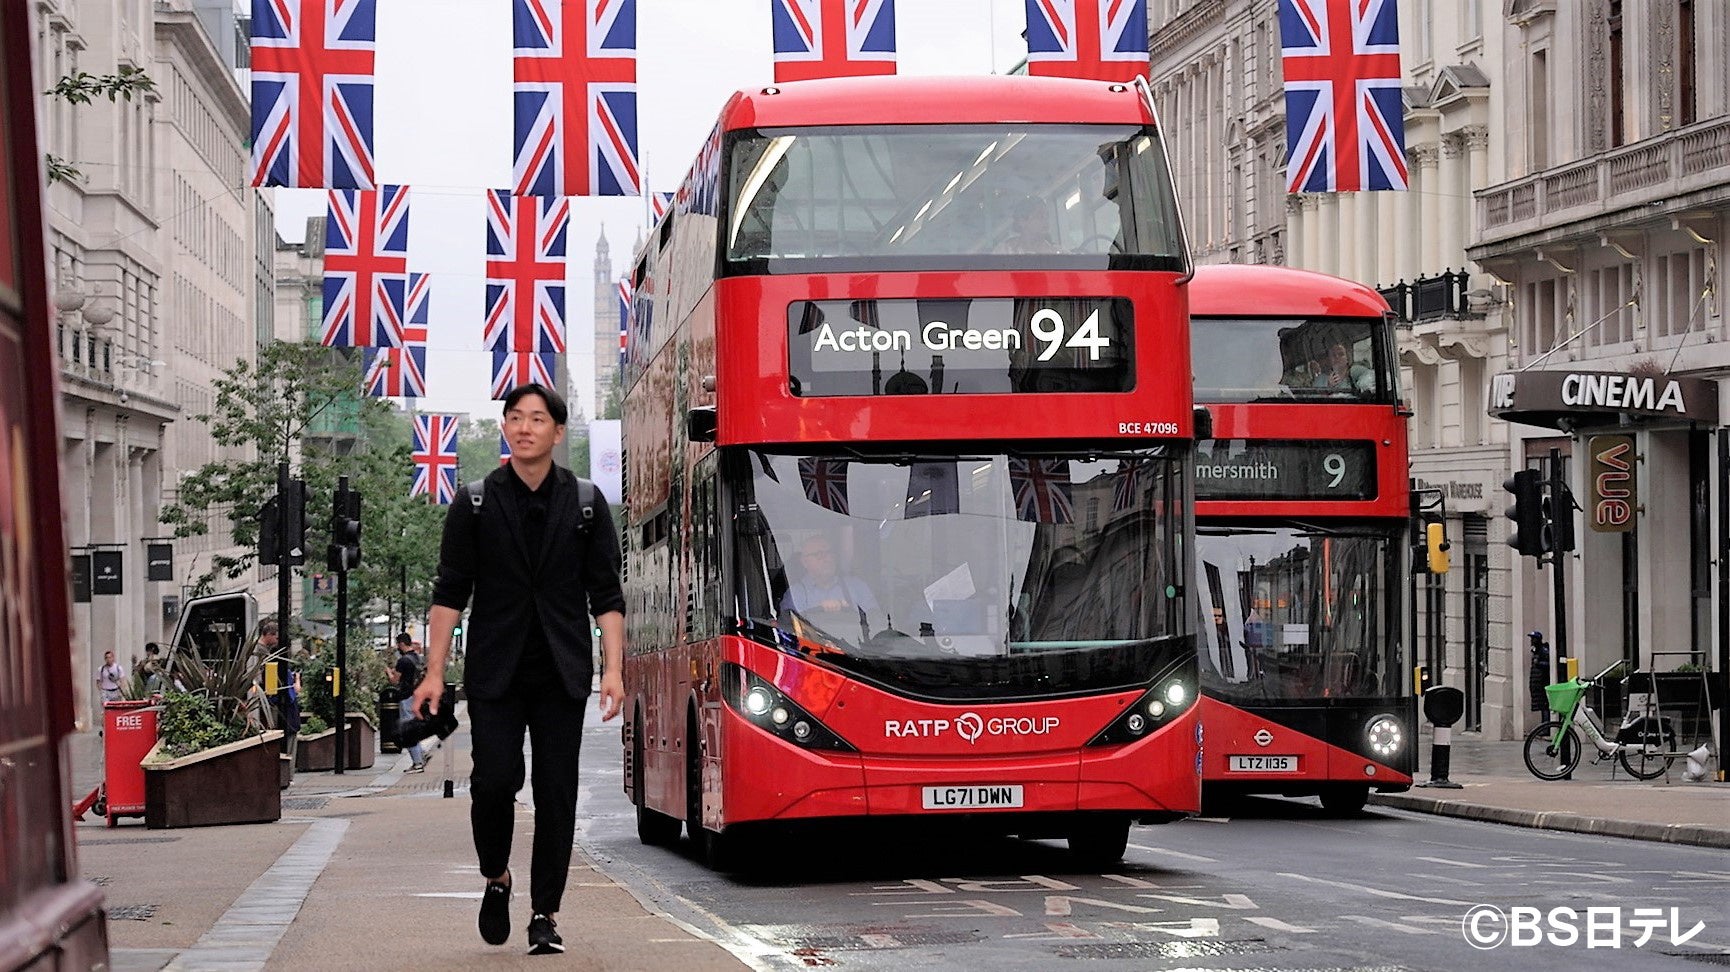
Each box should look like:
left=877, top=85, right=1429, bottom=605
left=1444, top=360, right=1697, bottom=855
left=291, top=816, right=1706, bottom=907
left=592, top=226, right=620, bottom=417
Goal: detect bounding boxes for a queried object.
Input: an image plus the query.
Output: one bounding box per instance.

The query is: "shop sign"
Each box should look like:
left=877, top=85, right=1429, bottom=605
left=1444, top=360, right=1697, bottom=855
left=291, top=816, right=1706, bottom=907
left=1488, top=370, right=1718, bottom=430
left=1587, top=434, right=1636, bottom=533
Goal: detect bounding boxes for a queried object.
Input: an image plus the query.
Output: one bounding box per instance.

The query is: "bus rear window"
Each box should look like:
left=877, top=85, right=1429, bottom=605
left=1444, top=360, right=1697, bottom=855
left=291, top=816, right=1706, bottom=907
left=724, top=124, right=1184, bottom=272
left=1191, top=317, right=1396, bottom=404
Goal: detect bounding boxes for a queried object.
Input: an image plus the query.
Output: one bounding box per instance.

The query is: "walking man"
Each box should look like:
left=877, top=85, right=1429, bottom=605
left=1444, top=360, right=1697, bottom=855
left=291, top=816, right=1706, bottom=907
left=393, top=633, right=427, bottom=772
left=412, top=382, right=625, bottom=956
left=96, top=651, right=125, bottom=702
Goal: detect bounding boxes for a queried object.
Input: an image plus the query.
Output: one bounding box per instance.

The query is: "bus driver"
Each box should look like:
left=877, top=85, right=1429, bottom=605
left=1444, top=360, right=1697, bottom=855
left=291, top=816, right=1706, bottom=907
left=781, top=534, right=881, bottom=641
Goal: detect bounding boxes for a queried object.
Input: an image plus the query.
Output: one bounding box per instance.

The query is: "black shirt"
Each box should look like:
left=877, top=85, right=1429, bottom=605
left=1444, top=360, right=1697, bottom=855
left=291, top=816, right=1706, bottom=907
left=507, top=465, right=556, bottom=679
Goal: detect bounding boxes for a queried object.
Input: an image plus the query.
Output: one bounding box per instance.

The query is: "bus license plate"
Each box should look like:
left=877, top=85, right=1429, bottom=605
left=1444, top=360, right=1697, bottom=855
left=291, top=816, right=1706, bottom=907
left=921, top=785, right=1024, bottom=810
left=1229, top=755, right=1298, bottom=772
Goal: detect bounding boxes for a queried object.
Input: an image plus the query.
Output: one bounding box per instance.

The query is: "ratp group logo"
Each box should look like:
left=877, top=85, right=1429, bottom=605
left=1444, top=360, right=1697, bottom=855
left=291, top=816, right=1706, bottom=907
left=1462, top=904, right=1704, bottom=950
left=955, top=712, right=984, bottom=744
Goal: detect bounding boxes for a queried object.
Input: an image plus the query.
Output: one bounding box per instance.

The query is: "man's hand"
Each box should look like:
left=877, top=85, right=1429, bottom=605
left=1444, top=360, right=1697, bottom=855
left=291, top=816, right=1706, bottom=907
left=410, top=673, right=443, bottom=717
left=598, top=670, right=624, bottom=721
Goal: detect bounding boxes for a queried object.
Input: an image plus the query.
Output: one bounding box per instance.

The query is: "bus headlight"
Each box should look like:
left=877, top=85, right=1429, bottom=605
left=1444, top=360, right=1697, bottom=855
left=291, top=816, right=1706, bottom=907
left=1163, top=681, right=1188, bottom=706
left=1365, top=714, right=1404, bottom=758
left=720, top=663, right=855, bottom=752
left=1087, top=669, right=1195, bottom=748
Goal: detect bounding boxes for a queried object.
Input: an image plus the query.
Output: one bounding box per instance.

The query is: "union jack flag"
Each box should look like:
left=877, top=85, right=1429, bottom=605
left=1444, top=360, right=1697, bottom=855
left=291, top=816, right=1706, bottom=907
left=513, top=0, right=640, bottom=197
left=1279, top=0, right=1407, bottom=193
left=649, top=191, right=672, bottom=223
left=491, top=350, right=558, bottom=400
left=250, top=0, right=376, bottom=189
left=798, top=458, right=849, bottom=514
left=771, top=0, right=896, bottom=83
left=616, top=278, right=632, bottom=370
left=674, top=121, right=723, bottom=218
left=1111, top=457, right=1143, bottom=513
left=361, top=272, right=429, bottom=396
left=484, top=190, right=569, bottom=354
left=1010, top=458, right=1073, bottom=523
left=411, top=413, right=460, bottom=504
left=500, top=433, right=512, bottom=466
left=1024, top=0, right=1148, bottom=82
left=321, top=185, right=409, bottom=347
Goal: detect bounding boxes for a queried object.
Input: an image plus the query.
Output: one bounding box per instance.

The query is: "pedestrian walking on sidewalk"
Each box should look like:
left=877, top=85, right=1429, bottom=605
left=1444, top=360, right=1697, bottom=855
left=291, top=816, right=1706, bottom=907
left=412, top=382, right=626, bottom=957
left=393, top=633, right=427, bottom=772
left=97, top=651, right=125, bottom=702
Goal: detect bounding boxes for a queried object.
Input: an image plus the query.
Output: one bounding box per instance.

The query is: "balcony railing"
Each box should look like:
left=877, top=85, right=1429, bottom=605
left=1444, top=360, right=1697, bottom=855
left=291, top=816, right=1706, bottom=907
left=1477, top=116, right=1730, bottom=242
left=1379, top=269, right=1471, bottom=324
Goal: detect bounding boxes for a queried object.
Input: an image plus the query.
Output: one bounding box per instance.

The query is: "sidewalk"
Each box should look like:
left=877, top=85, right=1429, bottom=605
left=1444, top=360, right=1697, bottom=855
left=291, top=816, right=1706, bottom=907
left=72, top=710, right=750, bottom=972
left=69, top=719, right=1726, bottom=971
left=1371, top=728, right=1730, bottom=849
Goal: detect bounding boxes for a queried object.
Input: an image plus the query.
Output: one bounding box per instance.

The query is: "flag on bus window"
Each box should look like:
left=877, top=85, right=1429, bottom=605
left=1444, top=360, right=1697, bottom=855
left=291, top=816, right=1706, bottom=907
left=411, top=413, right=460, bottom=503
left=798, top=458, right=850, bottom=514
left=1024, top=0, right=1149, bottom=82
left=1111, top=457, right=1143, bottom=513
left=362, top=272, right=429, bottom=397
left=321, top=185, right=410, bottom=347
left=499, top=433, right=512, bottom=465
left=771, top=0, right=897, bottom=83
left=491, top=350, right=558, bottom=399
left=1278, top=0, right=1407, bottom=192
left=616, top=278, right=632, bottom=370
left=650, top=191, right=672, bottom=224
left=512, top=0, right=640, bottom=196
left=904, top=461, right=959, bottom=518
left=1010, top=457, right=1073, bottom=523
left=484, top=190, right=569, bottom=354
left=250, top=0, right=377, bottom=188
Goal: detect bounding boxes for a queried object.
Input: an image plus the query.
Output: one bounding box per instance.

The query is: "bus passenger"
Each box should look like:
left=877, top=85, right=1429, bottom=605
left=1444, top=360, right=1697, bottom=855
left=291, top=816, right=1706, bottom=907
left=1311, top=342, right=1375, bottom=394
left=995, top=197, right=1055, bottom=253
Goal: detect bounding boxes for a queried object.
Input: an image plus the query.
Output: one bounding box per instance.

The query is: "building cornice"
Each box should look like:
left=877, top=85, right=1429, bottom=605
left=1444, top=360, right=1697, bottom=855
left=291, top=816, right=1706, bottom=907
left=154, top=8, right=250, bottom=129
left=1150, top=0, right=1227, bottom=62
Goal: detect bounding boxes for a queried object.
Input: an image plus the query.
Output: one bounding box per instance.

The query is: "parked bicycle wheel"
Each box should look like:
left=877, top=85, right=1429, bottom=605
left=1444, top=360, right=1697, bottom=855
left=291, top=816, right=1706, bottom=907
left=1523, top=719, right=1582, bottom=780
left=1616, top=716, right=1676, bottom=780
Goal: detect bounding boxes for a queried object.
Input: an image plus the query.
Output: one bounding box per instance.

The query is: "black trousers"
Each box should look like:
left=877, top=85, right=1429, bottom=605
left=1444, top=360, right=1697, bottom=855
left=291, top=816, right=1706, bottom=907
left=468, top=662, right=587, bottom=916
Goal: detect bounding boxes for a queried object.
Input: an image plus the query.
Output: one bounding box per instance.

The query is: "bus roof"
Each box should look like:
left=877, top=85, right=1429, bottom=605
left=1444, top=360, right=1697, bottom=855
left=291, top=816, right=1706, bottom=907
left=1189, top=264, right=1390, bottom=319
left=721, top=75, right=1157, bottom=129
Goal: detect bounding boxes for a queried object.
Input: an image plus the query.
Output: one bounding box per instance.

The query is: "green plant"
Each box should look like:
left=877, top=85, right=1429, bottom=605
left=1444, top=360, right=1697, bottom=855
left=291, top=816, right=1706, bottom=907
left=301, top=633, right=390, bottom=725
left=154, top=691, right=249, bottom=759
left=44, top=65, right=155, bottom=183
left=301, top=713, right=330, bottom=735
left=151, top=627, right=275, bottom=757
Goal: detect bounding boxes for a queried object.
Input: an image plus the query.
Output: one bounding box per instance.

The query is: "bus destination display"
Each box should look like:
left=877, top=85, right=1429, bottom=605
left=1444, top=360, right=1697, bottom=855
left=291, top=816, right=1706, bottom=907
left=787, top=297, right=1133, bottom=397
left=1195, top=440, right=1375, bottom=500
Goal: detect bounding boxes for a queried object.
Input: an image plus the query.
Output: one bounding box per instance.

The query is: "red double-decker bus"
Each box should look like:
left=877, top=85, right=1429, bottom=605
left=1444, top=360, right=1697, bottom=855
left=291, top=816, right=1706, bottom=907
left=1188, top=264, right=1416, bottom=814
left=0, top=3, right=110, bottom=965
left=621, top=75, right=1199, bottom=868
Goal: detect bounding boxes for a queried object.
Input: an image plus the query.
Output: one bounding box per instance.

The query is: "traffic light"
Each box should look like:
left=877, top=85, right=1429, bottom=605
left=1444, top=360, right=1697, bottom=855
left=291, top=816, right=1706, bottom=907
left=327, top=481, right=362, bottom=572
left=1503, top=469, right=1546, bottom=557
left=1423, top=516, right=1451, bottom=574
left=1540, top=480, right=1576, bottom=554
left=257, top=480, right=309, bottom=566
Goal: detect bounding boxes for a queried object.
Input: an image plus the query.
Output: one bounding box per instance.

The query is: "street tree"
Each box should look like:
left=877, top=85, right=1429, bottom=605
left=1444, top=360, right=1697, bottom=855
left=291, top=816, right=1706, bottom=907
left=44, top=66, right=155, bottom=184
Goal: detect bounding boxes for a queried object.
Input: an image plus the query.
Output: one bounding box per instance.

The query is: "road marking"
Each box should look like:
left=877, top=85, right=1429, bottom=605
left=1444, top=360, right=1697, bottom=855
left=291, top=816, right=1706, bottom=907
left=1128, top=842, right=1218, bottom=863
left=1410, top=872, right=1482, bottom=887
left=1416, top=855, right=1488, bottom=868
left=1276, top=872, right=1474, bottom=906
left=163, top=818, right=348, bottom=972
left=1343, top=914, right=1440, bottom=935
left=1244, top=916, right=1316, bottom=933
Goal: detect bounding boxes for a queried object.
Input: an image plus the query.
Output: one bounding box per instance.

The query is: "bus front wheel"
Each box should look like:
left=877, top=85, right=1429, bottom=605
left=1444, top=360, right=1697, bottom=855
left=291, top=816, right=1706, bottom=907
left=1318, top=785, right=1370, bottom=816
left=1067, top=817, right=1131, bottom=868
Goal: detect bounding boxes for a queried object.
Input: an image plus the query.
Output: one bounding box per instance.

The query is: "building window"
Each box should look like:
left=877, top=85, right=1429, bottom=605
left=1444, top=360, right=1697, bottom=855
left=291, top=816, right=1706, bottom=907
left=1529, top=49, right=1549, bottom=171
left=1677, top=0, right=1696, bottom=127
left=1608, top=0, right=1626, bottom=146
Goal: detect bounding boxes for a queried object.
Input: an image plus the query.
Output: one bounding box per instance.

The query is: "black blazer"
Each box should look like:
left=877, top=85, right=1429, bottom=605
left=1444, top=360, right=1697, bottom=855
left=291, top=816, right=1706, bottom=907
left=431, top=464, right=625, bottom=701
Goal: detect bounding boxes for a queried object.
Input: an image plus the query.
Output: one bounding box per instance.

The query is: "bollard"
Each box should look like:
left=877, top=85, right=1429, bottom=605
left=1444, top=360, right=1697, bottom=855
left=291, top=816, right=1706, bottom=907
left=1418, top=686, right=1465, bottom=789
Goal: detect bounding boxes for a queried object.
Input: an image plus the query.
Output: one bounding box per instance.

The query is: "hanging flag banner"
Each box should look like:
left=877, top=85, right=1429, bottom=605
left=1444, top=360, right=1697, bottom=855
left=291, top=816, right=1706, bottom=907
left=1010, top=457, right=1074, bottom=523
left=363, top=272, right=429, bottom=396
left=484, top=190, right=570, bottom=354
left=499, top=433, right=513, bottom=466
left=71, top=553, right=92, bottom=603
left=513, top=0, right=640, bottom=196
left=616, top=278, right=632, bottom=371
left=771, top=0, right=897, bottom=83
left=322, top=185, right=410, bottom=347
left=250, top=0, right=377, bottom=188
left=411, top=413, right=461, bottom=504
left=1024, top=0, right=1148, bottom=82
left=491, top=350, right=558, bottom=399
left=145, top=541, right=174, bottom=582
left=1278, top=0, right=1408, bottom=192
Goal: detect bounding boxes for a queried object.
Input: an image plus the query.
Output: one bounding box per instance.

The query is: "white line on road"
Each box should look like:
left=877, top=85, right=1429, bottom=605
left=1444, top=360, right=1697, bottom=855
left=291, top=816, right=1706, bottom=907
left=1276, top=872, right=1475, bottom=906
left=1243, top=916, right=1317, bottom=933
left=1416, top=855, right=1489, bottom=868
left=1343, top=914, right=1441, bottom=935
left=1127, top=842, right=1219, bottom=863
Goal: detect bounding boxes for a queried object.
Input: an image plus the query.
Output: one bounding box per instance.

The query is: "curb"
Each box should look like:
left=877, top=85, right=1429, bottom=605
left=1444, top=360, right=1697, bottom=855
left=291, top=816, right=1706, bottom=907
left=1369, top=792, right=1730, bottom=849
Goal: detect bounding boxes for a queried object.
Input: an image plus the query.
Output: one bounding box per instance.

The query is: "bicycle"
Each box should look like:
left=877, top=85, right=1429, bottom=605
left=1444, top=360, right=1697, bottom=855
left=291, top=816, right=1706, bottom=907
left=1522, top=660, right=1677, bottom=781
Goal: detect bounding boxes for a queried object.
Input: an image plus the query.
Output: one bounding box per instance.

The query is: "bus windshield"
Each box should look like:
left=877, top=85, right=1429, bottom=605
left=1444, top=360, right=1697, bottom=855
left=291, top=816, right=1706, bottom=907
left=1192, top=317, right=1397, bottom=404
left=1195, top=523, right=1402, bottom=701
left=724, top=124, right=1184, bottom=271
left=733, top=447, right=1188, bottom=700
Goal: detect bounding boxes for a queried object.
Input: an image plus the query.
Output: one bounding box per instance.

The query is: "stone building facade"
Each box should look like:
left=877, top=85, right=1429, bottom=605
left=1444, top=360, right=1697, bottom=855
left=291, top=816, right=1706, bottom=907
left=1149, top=0, right=1728, bottom=738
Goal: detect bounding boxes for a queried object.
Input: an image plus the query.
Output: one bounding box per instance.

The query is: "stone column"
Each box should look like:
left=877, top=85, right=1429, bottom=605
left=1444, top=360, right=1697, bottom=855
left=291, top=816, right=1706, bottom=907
left=1440, top=133, right=1469, bottom=272
left=1286, top=195, right=1306, bottom=268
left=1357, top=187, right=1382, bottom=287
left=1335, top=192, right=1357, bottom=281
left=1461, top=125, right=1491, bottom=264
left=1409, top=143, right=1441, bottom=277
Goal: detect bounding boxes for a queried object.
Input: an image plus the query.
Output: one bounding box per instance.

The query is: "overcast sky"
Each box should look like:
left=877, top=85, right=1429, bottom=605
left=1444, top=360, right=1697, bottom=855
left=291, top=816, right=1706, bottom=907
left=271, top=0, right=1031, bottom=428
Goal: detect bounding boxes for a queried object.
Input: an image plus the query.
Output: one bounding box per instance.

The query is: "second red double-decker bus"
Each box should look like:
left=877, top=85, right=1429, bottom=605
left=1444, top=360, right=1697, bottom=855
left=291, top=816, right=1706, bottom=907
left=1188, top=264, right=1416, bottom=814
left=621, top=75, right=1200, bottom=868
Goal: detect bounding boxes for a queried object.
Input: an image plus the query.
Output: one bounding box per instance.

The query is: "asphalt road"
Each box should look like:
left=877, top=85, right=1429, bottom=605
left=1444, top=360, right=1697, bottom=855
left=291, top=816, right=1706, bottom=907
left=570, top=719, right=1730, bottom=972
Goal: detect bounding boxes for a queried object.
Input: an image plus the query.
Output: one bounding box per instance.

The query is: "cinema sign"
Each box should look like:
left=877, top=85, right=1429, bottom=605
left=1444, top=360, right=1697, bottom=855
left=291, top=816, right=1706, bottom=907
left=1488, top=369, right=1719, bottom=429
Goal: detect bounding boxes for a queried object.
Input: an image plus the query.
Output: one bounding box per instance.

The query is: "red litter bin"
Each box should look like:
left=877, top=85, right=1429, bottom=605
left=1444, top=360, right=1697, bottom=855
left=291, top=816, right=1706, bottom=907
left=103, top=700, right=160, bottom=827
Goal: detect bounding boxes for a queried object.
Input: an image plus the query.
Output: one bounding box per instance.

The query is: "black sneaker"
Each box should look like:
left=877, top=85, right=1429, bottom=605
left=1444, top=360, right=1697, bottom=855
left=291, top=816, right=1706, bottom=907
left=478, top=878, right=511, bottom=945
left=527, top=914, right=563, bottom=955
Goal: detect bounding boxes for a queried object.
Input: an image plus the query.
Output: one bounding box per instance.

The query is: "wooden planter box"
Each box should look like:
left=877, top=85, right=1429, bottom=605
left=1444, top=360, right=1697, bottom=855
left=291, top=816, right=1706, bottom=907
left=344, top=712, right=377, bottom=769
left=143, top=731, right=284, bottom=829
left=294, top=714, right=378, bottom=771
left=295, top=728, right=339, bottom=771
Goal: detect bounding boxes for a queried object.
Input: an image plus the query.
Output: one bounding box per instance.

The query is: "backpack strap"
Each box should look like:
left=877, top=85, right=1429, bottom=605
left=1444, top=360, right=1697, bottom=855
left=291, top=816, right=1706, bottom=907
left=467, top=478, right=486, bottom=511
left=575, top=477, right=597, bottom=534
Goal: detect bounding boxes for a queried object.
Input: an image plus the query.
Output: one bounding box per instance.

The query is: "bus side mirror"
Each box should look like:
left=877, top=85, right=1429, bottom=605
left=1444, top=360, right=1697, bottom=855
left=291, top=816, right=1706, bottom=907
left=1424, top=519, right=1451, bottom=574
left=686, top=406, right=717, bottom=442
